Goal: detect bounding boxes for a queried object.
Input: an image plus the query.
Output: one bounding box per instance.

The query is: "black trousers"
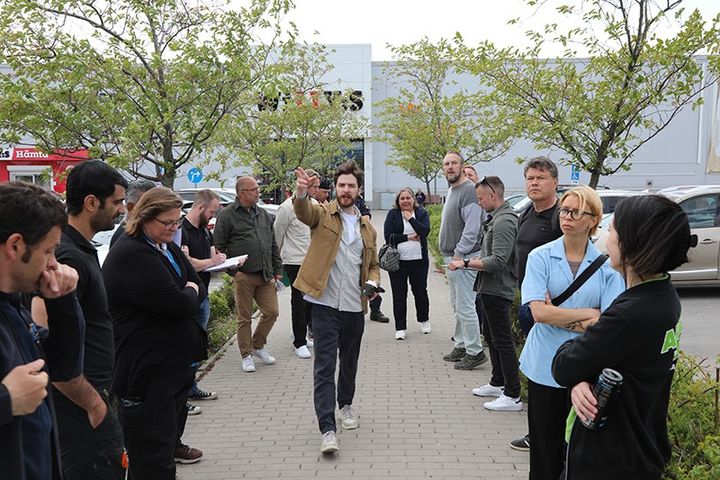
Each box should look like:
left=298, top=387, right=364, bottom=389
left=480, top=294, right=521, bottom=398
left=527, top=379, right=571, bottom=480
left=388, top=259, right=429, bottom=330
left=120, top=367, right=194, bottom=480
left=54, top=390, right=125, bottom=480
left=369, top=294, right=382, bottom=314
left=284, top=264, right=312, bottom=347
left=312, top=304, right=364, bottom=433
left=475, top=293, right=485, bottom=332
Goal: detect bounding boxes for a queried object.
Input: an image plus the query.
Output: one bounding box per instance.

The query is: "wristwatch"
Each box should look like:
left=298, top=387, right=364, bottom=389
left=463, top=259, right=470, bottom=269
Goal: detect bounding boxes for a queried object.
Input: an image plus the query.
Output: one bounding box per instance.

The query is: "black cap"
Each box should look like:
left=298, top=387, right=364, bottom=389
left=318, top=178, right=332, bottom=190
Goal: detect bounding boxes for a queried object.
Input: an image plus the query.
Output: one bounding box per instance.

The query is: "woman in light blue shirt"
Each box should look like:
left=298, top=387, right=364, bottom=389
left=519, top=186, right=625, bottom=480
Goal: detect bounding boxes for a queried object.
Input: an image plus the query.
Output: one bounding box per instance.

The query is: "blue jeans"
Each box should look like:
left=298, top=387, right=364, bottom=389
left=444, top=254, right=483, bottom=356
left=189, top=298, right=210, bottom=396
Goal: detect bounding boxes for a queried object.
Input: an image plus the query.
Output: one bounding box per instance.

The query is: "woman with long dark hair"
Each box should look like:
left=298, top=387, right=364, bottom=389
left=383, top=187, right=431, bottom=340
left=552, top=194, right=694, bottom=480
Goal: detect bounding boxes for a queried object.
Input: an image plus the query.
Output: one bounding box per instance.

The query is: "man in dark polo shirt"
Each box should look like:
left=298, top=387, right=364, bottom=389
left=181, top=189, right=225, bottom=400
left=509, top=156, right=562, bottom=453
left=214, top=176, right=283, bottom=373
left=37, top=160, right=128, bottom=479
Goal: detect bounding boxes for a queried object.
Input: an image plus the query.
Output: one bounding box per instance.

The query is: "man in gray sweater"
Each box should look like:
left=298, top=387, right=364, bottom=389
left=439, top=151, right=487, bottom=370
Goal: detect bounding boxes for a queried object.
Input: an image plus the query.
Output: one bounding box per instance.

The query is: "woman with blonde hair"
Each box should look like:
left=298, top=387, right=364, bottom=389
left=517, top=185, right=625, bottom=480
left=103, top=187, right=206, bottom=479
left=383, top=187, right=431, bottom=340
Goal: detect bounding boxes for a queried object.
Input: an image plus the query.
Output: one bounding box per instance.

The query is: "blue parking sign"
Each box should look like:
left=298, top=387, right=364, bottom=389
left=187, top=167, right=203, bottom=185
left=570, top=164, right=580, bottom=184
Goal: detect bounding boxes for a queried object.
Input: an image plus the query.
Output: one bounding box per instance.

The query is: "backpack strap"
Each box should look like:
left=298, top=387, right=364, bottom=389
left=551, top=254, right=608, bottom=306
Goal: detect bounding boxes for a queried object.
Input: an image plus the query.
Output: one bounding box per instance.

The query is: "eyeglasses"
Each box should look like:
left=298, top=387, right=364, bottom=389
left=153, top=217, right=183, bottom=228
left=559, top=208, right=595, bottom=221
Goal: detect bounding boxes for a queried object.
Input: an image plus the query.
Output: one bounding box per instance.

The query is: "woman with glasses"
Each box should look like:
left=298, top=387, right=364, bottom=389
left=103, top=187, right=206, bottom=479
left=519, top=185, right=625, bottom=480
left=552, top=195, right=693, bottom=480
left=383, top=187, right=431, bottom=340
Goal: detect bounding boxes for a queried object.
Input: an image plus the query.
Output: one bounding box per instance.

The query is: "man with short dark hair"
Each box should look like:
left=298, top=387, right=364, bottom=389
left=38, top=160, right=129, bottom=479
left=293, top=161, right=381, bottom=454
left=439, top=151, right=487, bottom=370
left=0, top=181, right=85, bottom=480
left=509, top=156, right=562, bottom=452
left=450, top=176, right=522, bottom=412
left=214, top=176, right=283, bottom=373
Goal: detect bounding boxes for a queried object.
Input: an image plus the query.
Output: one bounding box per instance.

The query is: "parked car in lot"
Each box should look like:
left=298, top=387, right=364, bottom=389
left=174, top=187, right=280, bottom=221
left=593, top=185, right=720, bottom=287
left=513, top=187, right=642, bottom=215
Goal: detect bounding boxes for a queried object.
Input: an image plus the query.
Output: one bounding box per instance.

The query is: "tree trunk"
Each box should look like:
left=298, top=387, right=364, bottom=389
left=588, top=170, right=601, bottom=189
left=425, top=180, right=431, bottom=203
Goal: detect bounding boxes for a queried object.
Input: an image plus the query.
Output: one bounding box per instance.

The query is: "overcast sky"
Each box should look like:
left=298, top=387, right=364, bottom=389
left=269, top=0, right=719, bottom=60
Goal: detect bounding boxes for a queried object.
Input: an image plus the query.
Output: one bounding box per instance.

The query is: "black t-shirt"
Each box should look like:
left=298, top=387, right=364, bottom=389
left=55, top=225, right=114, bottom=390
left=515, top=201, right=562, bottom=287
left=181, top=218, right=214, bottom=290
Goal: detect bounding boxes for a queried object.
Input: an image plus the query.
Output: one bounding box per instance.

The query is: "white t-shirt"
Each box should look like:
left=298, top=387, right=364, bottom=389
left=397, top=214, right=423, bottom=261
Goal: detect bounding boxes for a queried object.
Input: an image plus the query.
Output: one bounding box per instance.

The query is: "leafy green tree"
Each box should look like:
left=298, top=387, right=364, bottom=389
left=215, top=43, right=368, bottom=200
left=375, top=38, right=515, bottom=197
left=0, top=0, right=293, bottom=188
left=458, top=0, right=720, bottom=188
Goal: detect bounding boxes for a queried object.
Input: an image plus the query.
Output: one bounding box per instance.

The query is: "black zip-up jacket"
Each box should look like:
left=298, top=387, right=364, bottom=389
left=552, top=276, right=680, bottom=480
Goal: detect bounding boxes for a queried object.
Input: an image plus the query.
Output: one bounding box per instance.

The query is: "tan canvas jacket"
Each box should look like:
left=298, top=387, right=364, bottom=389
left=292, top=194, right=380, bottom=313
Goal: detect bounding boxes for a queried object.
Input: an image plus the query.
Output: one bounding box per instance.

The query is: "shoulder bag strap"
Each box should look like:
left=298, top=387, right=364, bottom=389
left=551, top=254, right=608, bottom=306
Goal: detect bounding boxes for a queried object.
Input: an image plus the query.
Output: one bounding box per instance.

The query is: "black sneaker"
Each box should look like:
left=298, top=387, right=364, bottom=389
left=442, top=347, right=466, bottom=362
left=369, top=310, right=390, bottom=323
left=510, top=434, right=530, bottom=452
left=174, top=443, right=203, bottom=464
left=185, top=403, right=202, bottom=415
left=188, top=388, right=218, bottom=401
left=454, top=351, right=488, bottom=370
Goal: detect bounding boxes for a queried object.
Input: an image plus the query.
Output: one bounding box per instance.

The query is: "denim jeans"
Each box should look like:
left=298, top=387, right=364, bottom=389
left=443, top=254, right=483, bottom=356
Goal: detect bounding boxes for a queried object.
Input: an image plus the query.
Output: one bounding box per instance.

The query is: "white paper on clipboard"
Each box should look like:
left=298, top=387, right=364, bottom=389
left=203, top=255, right=248, bottom=273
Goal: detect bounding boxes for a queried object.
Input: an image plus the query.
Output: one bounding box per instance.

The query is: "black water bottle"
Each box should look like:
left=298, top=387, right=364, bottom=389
left=581, top=368, right=623, bottom=430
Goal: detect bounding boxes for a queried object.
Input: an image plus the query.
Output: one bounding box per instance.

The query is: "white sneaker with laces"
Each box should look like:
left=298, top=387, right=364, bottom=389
left=420, top=321, right=431, bottom=334
left=472, top=384, right=504, bottom=397
left=320, top=431, right=339, bottom=453
left=339, top=405, right=358, bottom=430
left=252, top=348, right=276, bottom=364
left=294, top=345, right=311, bottom=359
left=483, top=394, right=523, bottom=411
left=241, top=355, right=256, bottom=372
left=395, top=330, right=406, bottom=340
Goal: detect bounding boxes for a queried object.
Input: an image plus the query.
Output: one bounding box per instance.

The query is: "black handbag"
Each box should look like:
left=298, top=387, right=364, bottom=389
left=378, top=243, right=401, bottom=272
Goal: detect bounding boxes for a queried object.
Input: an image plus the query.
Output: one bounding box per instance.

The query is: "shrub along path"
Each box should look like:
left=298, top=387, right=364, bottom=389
left=178, top=210, right=529, bottom=479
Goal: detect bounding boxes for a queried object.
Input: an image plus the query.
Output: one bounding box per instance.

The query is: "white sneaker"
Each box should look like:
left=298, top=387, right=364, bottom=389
left=294, top=345, right=311, bottom=359
left=483, top=394, right=523, bottom=411
left=472, top=384, right=504, bottom=397
left=420, top=321, right=431, bottom=334
left=306, top=336, right=314, bottom=348
left=320, top=431, right=339, bottom=453
left=339, top=405, right=358, bottom=430
left=241, top=355, right=256, bottom=372
left=252, top=348, right=276, bottom=364
left=395, top=330, right=406, bottom=340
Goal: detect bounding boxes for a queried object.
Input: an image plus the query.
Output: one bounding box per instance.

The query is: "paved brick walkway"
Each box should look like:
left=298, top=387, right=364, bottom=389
left=179, top=212, right=529, bottom=479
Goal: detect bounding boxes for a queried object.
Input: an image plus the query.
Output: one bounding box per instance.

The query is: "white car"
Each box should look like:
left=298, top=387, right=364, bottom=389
left=513, top=188, right=642, bottom=215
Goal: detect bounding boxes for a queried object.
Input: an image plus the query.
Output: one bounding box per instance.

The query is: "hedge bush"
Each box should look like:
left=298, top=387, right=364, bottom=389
left=207, top=275, right=237, bottom=353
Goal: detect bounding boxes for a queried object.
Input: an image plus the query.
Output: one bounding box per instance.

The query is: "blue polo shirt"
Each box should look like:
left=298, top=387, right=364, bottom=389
left=519, top=237, right=625, bottom=387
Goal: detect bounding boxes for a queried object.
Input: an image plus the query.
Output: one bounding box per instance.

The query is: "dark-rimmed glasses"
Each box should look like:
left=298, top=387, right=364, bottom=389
left=558, top=208, right=595, bottom=221
left=153, top=217, right=183, bottom=228
left=479, top=176, right=496, bottom=194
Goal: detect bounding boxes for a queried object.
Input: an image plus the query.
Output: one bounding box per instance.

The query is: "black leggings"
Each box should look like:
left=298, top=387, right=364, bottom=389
left=388, top=259, right=429, bottom=330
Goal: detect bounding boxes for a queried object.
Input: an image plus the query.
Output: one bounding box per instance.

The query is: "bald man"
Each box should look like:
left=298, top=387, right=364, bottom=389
left=214, top=176, right=283, bottom=373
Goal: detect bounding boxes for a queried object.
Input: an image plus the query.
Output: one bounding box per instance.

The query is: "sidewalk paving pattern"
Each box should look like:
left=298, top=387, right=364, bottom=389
left=180, top=211, right=529, bottom=479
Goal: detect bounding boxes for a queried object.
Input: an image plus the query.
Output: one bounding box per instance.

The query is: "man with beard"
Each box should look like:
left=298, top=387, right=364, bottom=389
left=293, top=161, right=380, bottom=454
left=439, top=151, right=487, bottom=370
left=0, top=181, right=86, bottom=480
left=33, top=160, right=129, bottom=479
